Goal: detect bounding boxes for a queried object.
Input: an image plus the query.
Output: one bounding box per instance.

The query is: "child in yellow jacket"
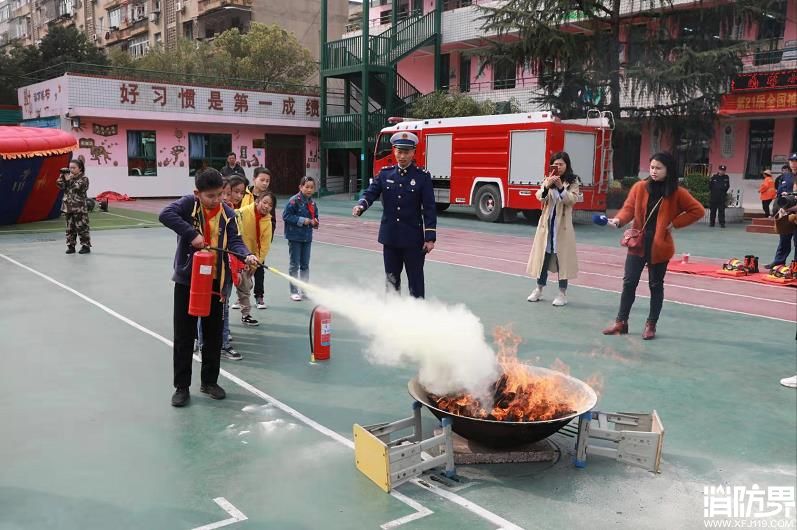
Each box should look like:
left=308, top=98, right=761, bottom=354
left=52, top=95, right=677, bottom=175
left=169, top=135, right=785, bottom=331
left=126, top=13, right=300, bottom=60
left=235, top=191, right=275, bottom=325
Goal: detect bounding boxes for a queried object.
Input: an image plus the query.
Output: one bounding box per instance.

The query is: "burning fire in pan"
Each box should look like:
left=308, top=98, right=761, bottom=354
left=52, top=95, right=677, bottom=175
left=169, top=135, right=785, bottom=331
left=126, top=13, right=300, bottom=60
left=429, top=326, right=602, bottom=423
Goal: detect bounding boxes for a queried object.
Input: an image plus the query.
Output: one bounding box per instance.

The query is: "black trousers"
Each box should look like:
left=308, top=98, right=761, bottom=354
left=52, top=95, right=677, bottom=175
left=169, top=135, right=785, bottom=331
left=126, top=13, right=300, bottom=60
left=617, top=253, right=669, bottom=323
left=173, top=282, right=223, bottom=389
left=709, top=202, right=725, bottom=226
left=762, top=199, right=773, bottom=217
left=383, top=244, right=426, bottom=298
left=253, top=266, right=264, bottom=298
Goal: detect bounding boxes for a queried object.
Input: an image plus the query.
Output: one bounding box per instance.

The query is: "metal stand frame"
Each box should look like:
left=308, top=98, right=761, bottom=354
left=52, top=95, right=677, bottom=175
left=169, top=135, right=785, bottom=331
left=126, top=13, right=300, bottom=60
left=573, top=410, right=665, bottom=473
left=354, top=402, right=455, bottom=492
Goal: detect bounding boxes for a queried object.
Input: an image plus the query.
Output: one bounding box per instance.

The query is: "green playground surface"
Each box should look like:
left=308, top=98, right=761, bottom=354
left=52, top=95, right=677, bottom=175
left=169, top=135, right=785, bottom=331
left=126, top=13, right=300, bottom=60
left=0, top=199, right=794, bottom=530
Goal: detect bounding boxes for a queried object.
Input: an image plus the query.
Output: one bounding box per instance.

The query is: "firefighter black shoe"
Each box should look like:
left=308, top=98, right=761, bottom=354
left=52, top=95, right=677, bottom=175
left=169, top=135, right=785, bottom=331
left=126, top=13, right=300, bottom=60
left=78, top=245, right=91, bottom=254
left=241, top=315, right=259, bottom=326
left=171, top=388, right=190, bottom=407
left=65, top=246, right=76, bottom=254
left=200, top=383, right=226, bottom=400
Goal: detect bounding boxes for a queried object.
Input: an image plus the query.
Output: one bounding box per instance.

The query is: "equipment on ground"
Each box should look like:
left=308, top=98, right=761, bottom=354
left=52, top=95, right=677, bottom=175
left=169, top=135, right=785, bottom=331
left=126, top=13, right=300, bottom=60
left=309, top=305, right=332, bottom=362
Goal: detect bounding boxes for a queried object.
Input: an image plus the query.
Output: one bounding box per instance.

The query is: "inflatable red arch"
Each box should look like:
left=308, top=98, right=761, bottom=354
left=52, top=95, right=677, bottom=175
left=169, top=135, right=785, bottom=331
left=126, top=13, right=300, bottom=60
left=0, top=126, right=77, bottom=225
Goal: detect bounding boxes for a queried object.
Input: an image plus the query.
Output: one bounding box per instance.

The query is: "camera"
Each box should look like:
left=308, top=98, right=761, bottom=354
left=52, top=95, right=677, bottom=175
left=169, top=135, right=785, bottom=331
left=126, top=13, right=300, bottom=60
left=775, top=192, right=797, bottom=210
left=59, top=167, right=70, bottom=173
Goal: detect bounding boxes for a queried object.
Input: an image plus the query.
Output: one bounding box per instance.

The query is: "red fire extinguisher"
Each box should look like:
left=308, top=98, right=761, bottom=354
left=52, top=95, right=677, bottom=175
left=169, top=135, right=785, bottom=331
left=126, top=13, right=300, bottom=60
left=309, top=305, right=332, bottom=362
left=189, top=250, right=214, bottom=317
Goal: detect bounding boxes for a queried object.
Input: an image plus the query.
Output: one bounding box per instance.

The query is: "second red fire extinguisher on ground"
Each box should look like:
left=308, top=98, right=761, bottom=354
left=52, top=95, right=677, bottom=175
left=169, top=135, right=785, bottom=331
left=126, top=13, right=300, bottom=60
left=309, top=305, right=332, bottom=362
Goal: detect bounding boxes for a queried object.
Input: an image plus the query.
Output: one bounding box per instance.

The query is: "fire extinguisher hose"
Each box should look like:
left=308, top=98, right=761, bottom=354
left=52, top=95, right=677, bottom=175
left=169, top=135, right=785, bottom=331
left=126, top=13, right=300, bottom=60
left=308, top=306, right=316, bottom=355
left=203, top=246, right=313, bottom=292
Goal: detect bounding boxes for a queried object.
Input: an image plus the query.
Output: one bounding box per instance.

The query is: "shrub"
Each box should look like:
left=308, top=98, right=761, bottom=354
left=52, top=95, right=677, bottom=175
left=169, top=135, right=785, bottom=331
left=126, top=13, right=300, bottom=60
left=607, top=187, right=629, bottom=209
left=682, top=173, right=710, bottom=207
left=620, top=176, right=640, bottom=190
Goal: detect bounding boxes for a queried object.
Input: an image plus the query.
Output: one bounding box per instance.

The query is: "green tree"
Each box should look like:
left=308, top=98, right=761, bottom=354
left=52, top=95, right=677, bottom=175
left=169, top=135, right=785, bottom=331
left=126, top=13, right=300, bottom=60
left=0, top=26, right=107, bottom=104
left=479, top=0, right=779, bottom=173
left=408, top=91, right=518, bottom=118
left=110, top=23, right=317, bottom=89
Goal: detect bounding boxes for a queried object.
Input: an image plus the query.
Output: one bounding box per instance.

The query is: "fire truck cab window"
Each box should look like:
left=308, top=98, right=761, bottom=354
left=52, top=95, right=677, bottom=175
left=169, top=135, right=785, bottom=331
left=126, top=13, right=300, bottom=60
left=375, top=133, right=392, bottom=159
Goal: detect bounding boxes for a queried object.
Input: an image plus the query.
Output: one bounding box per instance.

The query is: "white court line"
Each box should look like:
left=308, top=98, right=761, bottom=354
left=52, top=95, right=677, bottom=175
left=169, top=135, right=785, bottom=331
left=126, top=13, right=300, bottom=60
left=310, top=241, right=797, bottom=323
left=99, top=210, right=159, bottom=224
left=191, top=497, right=247, bottom=530
left=0, top=252, right=524, bottom=530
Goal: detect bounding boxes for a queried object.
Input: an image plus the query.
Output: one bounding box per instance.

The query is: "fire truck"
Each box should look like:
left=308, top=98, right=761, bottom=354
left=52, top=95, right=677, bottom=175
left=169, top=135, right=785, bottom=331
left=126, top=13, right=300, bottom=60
left=372, top=110, right=614, bottom=222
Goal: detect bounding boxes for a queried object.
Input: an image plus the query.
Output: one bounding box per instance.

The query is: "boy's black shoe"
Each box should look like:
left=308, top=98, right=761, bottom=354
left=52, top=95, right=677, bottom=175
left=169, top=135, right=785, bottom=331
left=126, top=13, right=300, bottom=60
left=222, top=347, right=242, bottom=361
left=78, top=245, right=91, bottom=254
left=65, top=246, right=76, bottom=254
left=200, top=383, right=226, bottom=400
left=171, top=387, right=190, bottom=407
left=241, top=315, right=259, bottom=327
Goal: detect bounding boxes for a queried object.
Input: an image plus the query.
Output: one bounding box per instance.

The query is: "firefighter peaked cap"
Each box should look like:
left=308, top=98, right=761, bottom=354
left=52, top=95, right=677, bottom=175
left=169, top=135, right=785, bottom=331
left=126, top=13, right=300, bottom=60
left=390, top=132, right=419, bottom=149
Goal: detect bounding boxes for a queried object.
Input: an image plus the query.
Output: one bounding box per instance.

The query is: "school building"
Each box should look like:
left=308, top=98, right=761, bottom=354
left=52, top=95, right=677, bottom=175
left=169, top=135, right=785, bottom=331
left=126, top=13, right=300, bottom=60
left=325, top=0, right=797, bottom=209
left=17, top=69, right=322, bottom=197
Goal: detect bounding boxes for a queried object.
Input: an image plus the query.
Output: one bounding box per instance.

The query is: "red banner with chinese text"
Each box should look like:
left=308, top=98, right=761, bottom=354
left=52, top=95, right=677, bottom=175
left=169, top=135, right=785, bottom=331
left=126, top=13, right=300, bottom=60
left=719, top=90, right=797, bottom=116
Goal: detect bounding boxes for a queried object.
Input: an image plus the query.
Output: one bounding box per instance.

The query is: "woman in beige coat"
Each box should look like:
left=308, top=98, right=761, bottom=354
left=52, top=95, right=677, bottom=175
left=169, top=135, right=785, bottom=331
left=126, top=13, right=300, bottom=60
left=526, top=151, right=582, bottom=306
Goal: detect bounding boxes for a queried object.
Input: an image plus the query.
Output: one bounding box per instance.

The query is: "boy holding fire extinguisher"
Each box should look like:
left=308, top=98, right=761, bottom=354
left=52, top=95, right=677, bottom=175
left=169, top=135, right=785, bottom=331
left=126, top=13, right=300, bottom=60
left=160, top=168, right=259, bottom=408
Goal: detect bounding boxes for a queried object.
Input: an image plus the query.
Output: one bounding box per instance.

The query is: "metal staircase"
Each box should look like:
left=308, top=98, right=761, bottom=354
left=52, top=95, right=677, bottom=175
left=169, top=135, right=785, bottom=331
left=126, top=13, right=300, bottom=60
left=319, top=0, right=442, bottom=193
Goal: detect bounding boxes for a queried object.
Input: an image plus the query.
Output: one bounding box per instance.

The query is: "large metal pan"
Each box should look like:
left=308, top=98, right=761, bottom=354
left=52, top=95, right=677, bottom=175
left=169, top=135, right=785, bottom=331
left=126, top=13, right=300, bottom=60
left=408, top=366, right=597, bottom=448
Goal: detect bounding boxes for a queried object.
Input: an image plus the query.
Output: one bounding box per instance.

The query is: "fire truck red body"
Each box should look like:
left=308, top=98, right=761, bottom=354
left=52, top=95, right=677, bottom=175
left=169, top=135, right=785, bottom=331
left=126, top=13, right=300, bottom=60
left=373, top=111, right=613, bottom=222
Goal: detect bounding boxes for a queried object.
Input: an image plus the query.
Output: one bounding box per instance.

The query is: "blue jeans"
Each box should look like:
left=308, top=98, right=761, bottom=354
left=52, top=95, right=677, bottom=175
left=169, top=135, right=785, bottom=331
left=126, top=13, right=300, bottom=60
left=197, top=301, right=230, bottom=349
left=288, top=240, right=312, bottom=294
left=772, top=231, right=797, bottom=265
left=537, top=252, right=568, bottom=290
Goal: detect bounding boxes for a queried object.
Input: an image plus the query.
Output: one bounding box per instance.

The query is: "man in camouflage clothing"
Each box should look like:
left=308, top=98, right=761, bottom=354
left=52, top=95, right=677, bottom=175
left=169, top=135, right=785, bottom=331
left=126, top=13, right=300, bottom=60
left=56, top=159, right=91, bottom=254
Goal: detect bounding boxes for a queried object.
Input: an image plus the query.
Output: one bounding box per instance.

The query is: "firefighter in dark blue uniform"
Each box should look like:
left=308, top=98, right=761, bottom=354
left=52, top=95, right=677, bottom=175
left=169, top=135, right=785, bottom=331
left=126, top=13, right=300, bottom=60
left=352, top=132, right=437, bottom=298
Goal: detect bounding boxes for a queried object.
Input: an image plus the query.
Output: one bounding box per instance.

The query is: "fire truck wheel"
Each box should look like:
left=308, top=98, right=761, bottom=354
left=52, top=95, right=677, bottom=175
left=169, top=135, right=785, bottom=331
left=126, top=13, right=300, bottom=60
left=474, top=184, right=503, bottom=222
left=435, top=203, right=450, bottom=212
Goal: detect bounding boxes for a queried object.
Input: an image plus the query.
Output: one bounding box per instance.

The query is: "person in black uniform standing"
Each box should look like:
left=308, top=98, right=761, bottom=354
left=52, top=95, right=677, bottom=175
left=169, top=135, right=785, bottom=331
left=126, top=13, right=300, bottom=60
left=708, top=164, right=730, bottom=228
left=352, top=132, right=437, bottom=298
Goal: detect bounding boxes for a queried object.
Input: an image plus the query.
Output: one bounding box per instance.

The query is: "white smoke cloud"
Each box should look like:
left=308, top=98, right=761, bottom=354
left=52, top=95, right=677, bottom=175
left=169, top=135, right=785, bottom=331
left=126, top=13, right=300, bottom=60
left=305, top=284, right=500, bottom=399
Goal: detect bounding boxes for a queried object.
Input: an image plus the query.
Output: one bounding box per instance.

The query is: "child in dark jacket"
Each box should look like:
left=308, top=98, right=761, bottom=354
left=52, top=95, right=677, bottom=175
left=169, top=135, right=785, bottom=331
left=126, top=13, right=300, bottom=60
left=282, top=176, right=319, bottom=301
left=159, top=168, right=257, bottom=408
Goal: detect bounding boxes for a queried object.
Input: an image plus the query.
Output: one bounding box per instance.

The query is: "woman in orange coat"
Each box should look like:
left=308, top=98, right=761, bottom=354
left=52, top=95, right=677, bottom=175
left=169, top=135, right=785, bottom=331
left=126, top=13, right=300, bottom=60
left=758, top=169, right=776, bottom=217
left=603, top=152, right=704, bottom=340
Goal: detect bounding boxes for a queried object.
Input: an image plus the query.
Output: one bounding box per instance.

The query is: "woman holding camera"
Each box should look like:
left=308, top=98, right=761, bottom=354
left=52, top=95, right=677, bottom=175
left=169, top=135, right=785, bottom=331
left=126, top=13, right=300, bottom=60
left=603, top=152, right=703, bottom=340
left=526, top=152, right=582, bottom=307
left=56, top=159, right=91, bottom=254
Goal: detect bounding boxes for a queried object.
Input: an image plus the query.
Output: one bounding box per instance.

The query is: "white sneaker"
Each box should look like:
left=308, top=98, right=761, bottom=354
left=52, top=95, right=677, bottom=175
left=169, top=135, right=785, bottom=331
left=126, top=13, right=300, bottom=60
left=230, top=302, right=241, bottom=310
left=552, top=291, right=568, bottom=306
left=290, top=293, right=302, bottom=301
left=527, top=287, right=543, bottom=302
left=256, top=297, right=267, bottom=309
left=780, top=375, right=797, bottom=388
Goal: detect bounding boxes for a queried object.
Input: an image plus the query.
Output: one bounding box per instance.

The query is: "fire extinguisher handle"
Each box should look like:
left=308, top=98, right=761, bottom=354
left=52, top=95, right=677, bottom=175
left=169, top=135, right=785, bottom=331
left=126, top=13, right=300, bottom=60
left=204, top=246, right=268, bottom=270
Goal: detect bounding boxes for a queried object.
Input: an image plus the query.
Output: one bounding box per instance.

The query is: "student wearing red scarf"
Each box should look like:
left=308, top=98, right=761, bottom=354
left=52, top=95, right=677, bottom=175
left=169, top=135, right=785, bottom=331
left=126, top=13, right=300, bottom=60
left=235, top=192, right=275, bottom=325
left=159, top=169, right=258, bottom=408
left=283, top=177, right=319, bottom=301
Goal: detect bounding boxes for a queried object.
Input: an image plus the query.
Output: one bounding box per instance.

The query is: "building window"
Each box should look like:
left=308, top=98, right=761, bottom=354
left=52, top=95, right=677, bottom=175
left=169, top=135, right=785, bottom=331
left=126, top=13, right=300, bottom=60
left=188, top=133, right=232, bottom=176
left=443, top=0, right=472, bottom=11
left=56, top=0, right=72, bottom=17
left=745, top=119, right=774, bottom=179
left=625, top=24, right=648, bottom=65
left=154, top=32, right=161, bottom=46
left=129, top=35, right=149, bottom=57
left=459, top=55, right=471, bottom=92
left=493, top=59, right=516, bottom=90
left=127, top=131, right=157, bottom=176
left=440, top=53, right=450, bottom=91
left=108, top=6, right=122, bottom=28
left=182, top=20, right=193, bottom=40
